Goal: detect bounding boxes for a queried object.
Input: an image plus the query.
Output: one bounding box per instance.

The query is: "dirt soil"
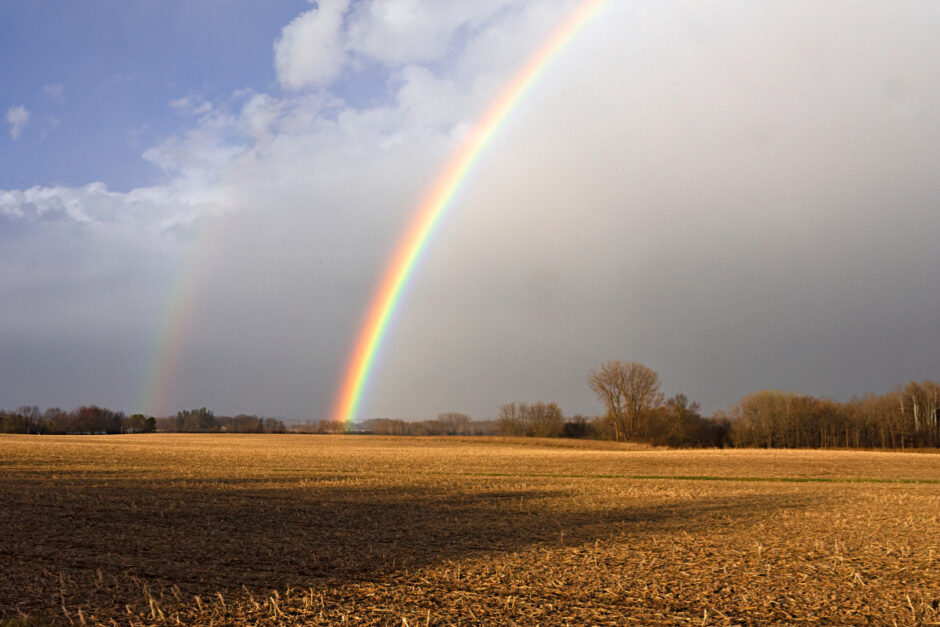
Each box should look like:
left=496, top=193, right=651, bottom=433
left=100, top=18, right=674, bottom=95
left=1, top=434, right=938, bottom=625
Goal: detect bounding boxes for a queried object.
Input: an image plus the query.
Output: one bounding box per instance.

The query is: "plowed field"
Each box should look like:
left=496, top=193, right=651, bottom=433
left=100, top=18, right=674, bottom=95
left=1, top=435, right=937, bottom=625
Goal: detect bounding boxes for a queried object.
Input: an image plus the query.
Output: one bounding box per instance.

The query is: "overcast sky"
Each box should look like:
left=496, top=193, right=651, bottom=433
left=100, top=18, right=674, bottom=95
left=2, top=1, right=939, bottom=421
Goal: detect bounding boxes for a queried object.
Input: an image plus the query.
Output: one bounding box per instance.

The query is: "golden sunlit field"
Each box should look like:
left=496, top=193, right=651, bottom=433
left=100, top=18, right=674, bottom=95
left=1, top=435, right=938, bottom=626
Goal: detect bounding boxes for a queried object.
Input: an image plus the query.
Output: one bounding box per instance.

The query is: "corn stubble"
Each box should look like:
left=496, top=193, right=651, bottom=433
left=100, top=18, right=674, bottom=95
left=0, top=435, right=937, bottom=625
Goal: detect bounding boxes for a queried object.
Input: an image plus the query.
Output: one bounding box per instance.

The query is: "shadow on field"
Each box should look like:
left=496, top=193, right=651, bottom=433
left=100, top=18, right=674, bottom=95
left=0, top=475, right=813, bottom=616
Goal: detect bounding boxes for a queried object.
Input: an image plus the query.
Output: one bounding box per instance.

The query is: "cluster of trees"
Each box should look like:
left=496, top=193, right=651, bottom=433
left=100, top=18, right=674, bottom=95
left=495, top=402, right=566, bottom=437
left=297, top=419, right=348, bottom=434
left=297, top=413, right=497, bottom=436
left=155, top=408, right=287, bottom=433
left=584, top=360, right=938, bottom=449
left=582, top=361, right=728, bottom=446
left=726, top=382, right=940, bottom=449
left=362, top=412, right=498, bottom=436
left=0, top=406, right=286, bottom=435
left=0, top=405, right=154, bottom=435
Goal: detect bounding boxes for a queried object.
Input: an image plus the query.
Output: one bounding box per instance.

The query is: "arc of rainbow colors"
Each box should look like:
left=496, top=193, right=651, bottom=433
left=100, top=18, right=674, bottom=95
left=331, top=0, right=606, bottom=424
left=139, top=215, right=223, bottom=417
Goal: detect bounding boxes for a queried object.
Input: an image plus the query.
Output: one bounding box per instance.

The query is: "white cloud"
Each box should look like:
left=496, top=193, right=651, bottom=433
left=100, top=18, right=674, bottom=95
left=6, top=105, right=30, bottom=139
left=345, top=0, right=523, bottom=65
left=170, top=95, right=213, bottom=116
left=0, top=181, right=213, bottom=240
left=393, top=65, right=466, bottom=127
left=271, top=0, right=530, bottom=93
left=43, top=83, right=65, bottom=102
left=274, top=0, right=351, bottom=90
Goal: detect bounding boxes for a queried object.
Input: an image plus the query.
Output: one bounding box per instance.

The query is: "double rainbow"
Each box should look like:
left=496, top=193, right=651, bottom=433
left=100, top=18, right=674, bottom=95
left=331, top=0, right=606, bottom=424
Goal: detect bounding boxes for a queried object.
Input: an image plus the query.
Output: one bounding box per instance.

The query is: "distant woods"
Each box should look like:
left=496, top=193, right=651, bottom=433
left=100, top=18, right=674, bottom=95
left=2, top=362, right=938, bottom=448
left=166, top=408, right=286, bottom=434
left=581, top=360, right=939, bottom=449
left=0, top=405, right=150, bottom=435
left=495, top=402, right=566, bottom=438
left=326, top=413, right=492, bottom=437
left=723, top=384, right=940, bottom=449
left=0, top=406, right=284, bottom=435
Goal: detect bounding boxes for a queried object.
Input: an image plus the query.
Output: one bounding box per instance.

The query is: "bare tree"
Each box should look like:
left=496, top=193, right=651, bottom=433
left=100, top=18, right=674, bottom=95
left=437, top=412, right=472, bottom=435
left=587, top=360, right=663, bottom=441
left=16, top=405, right=40, bottom=434
left=654, top=394, right=704, bottom=447
left=496, top=402, right=527, bottom=436
left=526, top=402, right=564, bottom=437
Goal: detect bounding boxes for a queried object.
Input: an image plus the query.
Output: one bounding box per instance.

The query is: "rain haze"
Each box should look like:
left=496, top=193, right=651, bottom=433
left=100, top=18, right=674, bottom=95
left=2, top=1, right=939, bottom=421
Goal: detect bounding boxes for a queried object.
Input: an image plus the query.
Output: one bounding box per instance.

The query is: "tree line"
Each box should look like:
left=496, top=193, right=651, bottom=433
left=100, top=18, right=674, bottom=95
left=0, top=405, right=153, bottom=435
left=2, top=362, right=937, bottom=448
left=294, top=413, right=498, bottom=436
left=484, top=360, right=937, bottom=448
left=155, top=407, right=286, bottom=434
left=0, top=406, right=285, bottom=435
left=579, top=360, right=938, bottom=448
left=724, top=383, right=940, bottom=449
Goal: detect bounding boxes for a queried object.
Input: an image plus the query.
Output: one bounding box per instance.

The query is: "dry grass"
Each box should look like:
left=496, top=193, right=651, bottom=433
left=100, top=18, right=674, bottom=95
left=1, top=434, right=938, bottom=625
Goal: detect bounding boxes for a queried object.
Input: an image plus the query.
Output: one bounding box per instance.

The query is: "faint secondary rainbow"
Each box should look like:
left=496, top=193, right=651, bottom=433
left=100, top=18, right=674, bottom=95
left=140, top=245, right=212, bottom=417
left=140, top=208, right=229, bottom=417
left=331, top=0, right=606, bottom=424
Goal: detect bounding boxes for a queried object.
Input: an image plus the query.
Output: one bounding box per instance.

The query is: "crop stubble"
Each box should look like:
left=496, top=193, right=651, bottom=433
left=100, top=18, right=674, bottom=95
left=0, top=435, right=937, bottom=625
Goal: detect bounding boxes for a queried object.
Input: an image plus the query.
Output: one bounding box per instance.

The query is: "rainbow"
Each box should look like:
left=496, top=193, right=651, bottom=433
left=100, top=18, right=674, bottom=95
left=140, top=215, right=223, bottom=418
left=331, top=0, right=606, bottom=424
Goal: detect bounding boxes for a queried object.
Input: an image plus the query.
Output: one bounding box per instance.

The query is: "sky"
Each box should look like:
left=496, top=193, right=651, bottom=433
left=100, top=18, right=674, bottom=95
left=2, top=1, right=939, bottom=421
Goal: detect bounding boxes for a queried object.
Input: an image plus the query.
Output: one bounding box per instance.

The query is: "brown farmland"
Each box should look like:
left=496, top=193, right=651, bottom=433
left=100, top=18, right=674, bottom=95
left=1, top=434, right=938, bottom=625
